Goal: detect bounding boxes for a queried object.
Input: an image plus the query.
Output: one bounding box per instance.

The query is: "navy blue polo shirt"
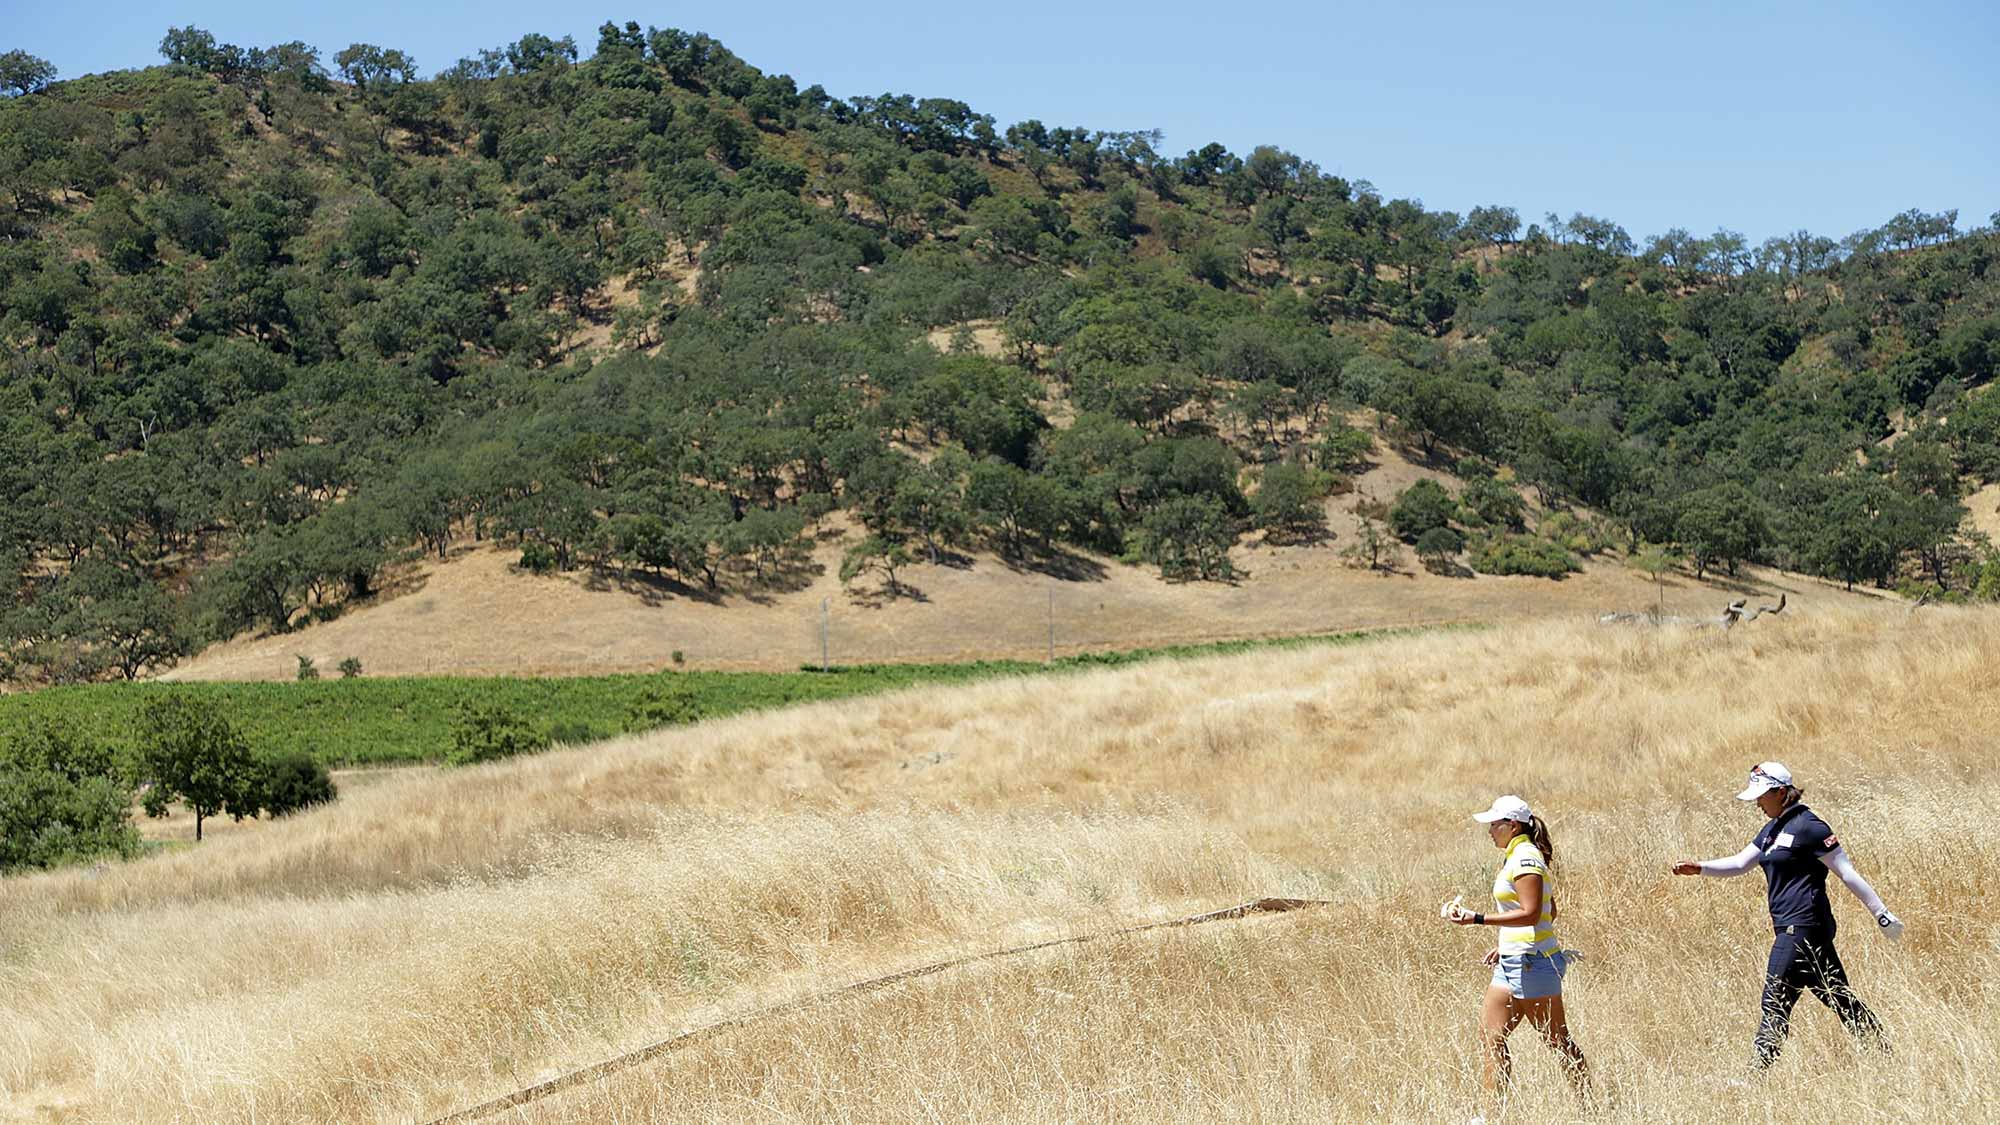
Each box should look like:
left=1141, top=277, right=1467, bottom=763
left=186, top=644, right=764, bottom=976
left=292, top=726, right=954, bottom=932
left=1753, top=802, right=1842, bottom=929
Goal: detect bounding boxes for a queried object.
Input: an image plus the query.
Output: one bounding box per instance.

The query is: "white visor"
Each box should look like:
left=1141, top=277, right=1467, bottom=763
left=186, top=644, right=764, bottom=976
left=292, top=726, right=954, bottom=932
left=1736, top=761, right=1793, bottom=801
left=1473, top=795, right=1533, bottom=824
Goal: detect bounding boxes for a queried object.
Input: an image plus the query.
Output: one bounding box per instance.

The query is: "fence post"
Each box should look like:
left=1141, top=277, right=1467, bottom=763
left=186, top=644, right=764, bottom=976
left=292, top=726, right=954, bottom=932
left=1047, top=585, right=1055, bottom=663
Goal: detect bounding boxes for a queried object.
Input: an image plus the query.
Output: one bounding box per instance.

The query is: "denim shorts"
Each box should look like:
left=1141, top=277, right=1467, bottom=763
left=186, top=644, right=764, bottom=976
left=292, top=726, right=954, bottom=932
left=1490, top=950, right=1569, bottom=999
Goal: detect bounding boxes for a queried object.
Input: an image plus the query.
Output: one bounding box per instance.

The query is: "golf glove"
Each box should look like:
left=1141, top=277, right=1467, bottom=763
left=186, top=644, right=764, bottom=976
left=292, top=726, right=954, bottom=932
left=1439, top=895, right=1468, bottom=922
left=1876, top=909, right=1905, bottom=942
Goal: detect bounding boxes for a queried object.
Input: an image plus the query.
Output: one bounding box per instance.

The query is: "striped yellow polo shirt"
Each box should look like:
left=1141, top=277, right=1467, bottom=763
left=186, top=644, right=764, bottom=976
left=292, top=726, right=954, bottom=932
left=1493, top=834, right=1558, bottom=955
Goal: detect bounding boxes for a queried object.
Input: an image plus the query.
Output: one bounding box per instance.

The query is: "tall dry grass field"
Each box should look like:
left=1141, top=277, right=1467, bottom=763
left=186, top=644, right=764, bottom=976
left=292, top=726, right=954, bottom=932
left=4, top=606, right=1998, bottom=1122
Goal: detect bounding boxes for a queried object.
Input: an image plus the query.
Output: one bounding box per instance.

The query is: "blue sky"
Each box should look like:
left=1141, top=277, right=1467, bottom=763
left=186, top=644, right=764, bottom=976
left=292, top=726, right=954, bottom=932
left=12, top=0, right=1996, bottom=246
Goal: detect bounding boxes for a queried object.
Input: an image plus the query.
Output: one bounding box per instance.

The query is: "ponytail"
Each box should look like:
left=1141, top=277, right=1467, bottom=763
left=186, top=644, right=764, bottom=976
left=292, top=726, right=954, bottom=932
left=1527, top=815, right=1554, bottom=865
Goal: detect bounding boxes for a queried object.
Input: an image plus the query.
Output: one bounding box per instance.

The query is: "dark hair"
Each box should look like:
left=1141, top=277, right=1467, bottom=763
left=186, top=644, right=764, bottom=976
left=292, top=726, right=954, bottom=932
left=1525, top=815, right=1554, bottom=865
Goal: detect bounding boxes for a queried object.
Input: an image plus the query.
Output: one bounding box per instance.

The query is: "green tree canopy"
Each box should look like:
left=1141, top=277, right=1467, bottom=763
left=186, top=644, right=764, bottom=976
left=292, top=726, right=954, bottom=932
left=138, top=695, right=259, bottom=841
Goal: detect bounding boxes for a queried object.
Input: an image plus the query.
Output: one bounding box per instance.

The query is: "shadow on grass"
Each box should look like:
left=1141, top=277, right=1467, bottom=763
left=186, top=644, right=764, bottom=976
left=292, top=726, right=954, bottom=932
left=582, top=567, right=722, bottom=607
left=846, top=581, right=930, bottom=608
left=999, top=546, right=1109, bottom=583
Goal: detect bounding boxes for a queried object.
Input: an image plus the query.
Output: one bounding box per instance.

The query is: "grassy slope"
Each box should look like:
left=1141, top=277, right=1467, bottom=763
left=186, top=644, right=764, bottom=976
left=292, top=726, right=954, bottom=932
left=3, top=602, right=1996, bottom=1121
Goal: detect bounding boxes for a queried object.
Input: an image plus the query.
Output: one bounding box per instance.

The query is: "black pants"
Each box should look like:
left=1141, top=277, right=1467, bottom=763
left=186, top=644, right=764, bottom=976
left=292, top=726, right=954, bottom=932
left=1754, top=925, right=1885, bottom=1067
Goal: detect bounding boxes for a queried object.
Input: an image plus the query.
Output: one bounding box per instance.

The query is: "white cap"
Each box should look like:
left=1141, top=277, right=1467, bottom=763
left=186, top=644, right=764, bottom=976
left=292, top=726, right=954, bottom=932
left=1736, top=761, right=1793, bottom=801
left=1473, top=795, right=1534, bottom=824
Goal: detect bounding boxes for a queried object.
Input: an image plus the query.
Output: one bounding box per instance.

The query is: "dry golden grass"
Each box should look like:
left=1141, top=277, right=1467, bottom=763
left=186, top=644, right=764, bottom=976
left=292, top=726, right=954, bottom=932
left=6, top=603, right=2000, bottom=1122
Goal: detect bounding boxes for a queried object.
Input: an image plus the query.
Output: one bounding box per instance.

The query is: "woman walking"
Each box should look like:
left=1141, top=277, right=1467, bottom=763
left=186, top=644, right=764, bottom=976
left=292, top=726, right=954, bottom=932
left=1671, top=761, right=1903, bottom=1068
left=1443, top=795, right=1590, bottom=1102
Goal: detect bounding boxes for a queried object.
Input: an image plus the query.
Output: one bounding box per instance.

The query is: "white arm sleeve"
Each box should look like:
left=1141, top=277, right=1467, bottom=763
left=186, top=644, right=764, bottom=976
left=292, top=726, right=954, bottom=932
left=1699, top=845, right=1761, bottom=877
left=1822, top=847, right=1888, bottom=916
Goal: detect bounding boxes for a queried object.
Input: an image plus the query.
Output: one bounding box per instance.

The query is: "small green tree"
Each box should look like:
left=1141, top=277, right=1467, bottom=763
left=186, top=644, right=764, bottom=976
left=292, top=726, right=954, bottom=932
left=295, top=654, right=320, bottom=681
left=1186, top=241, right=1235, bottom=289
left=1141, top=495, right=1237, bottom=580
left=1341, top=513, right=1401, bottom=572
left=1250, top=463, right=1328, bottom=543
left=1675, top=483, right=1767, bottom=579
left=0, top=50, right=58, bottom=96
left=728, top=507, right=808, bottom=582
left=61, top=556, right=189, bottom=681
left=138, top=695, right=259, bottom=842
left=840, top=535, right=914, bottom=596
left=337, top=656, right=363, bottom=678
left=1631, top=543, right=1676, bottom=617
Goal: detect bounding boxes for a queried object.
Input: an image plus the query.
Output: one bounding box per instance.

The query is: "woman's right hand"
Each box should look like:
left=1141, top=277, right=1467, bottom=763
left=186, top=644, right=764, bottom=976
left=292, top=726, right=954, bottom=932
left=1670, top=860, right=1701, bottom=876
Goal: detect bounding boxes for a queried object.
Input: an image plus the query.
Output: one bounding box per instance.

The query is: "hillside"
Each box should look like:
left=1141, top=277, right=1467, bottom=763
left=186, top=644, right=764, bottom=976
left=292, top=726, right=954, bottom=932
left=4, top=606, right=1996, bottom=1120
left=4, top=26, right=2000, bottom=686
left=163, top=433, right=1887, bottom=679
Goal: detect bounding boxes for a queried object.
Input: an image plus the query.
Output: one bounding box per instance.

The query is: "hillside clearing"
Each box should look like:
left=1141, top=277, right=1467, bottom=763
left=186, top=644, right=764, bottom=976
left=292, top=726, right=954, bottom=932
left=163, top=437, right=1891, bottom=682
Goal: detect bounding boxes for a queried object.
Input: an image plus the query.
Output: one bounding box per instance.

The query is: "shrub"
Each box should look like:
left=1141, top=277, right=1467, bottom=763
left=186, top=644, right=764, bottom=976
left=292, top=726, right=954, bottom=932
left=1895, top=579, right=1959, bottom=604
left=627, top=684, right=700, bottom=733
left=1967, top=553, right=2000, bottom=601
left=1315, top=425, right=1374, bottom=473
left=338, top=657, right=363, bottom=679
left=295, top=654, right=320, bottom=681
left=446, top=701, right=547, bottom=766
left=671, top=650, right=686, bottom=667
left=1389, top=479, right=1457, bottom=542
left=0, top=721, right=140, bottom=872
left=252, top=748, right=337, bottom=816
left=1415, top=526, right=1466, bottom=572
left=1460, top=477, right=1526, bottom=530
left=1540, top=510, right=1611, bottom=555
left=519, top=541, right=558, bottom=574
left=548, top=719, right=602, bottom=745
left=1469, top=533, right=1578, bottom=578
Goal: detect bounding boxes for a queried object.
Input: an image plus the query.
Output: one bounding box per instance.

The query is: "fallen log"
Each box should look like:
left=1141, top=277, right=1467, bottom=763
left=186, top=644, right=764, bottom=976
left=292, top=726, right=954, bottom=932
left=1600, top=593, right=1786, bottom=629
